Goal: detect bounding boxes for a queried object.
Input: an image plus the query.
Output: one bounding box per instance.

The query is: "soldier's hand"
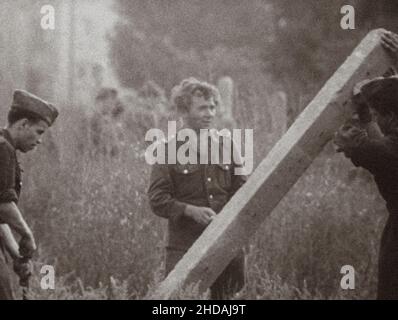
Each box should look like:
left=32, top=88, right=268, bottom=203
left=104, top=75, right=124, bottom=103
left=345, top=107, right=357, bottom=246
left=19, top=234, right=37, bottom=258
left=334, top=122, right=367, bottom=152
left=184, top=205, right=216, bottom=226
left=13, top=258, right=33, bottom=281
left=381, top=31, right=398, bottom=66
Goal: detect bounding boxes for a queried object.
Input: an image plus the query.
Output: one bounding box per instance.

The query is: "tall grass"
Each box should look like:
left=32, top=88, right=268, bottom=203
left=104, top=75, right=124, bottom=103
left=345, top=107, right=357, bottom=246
left=11, top=90, right=387, bottom=300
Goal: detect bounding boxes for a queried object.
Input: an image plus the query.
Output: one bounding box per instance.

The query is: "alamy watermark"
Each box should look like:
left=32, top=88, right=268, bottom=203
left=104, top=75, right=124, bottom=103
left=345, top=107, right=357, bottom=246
left=40, top=5, right=55, bottom=30
left=340, top=265, right=355, bottom=290
left=40, top=265, right=55, bottom=290
left=340, top=5, right=355, bottom=30
left=145, top=121, right=254, bottom=175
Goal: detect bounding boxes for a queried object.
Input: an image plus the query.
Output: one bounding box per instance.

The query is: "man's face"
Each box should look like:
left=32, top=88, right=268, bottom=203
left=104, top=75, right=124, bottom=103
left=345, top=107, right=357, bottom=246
left=183, top=93, right=217, bottom=131
left=17, top=119, right=49, bottom=153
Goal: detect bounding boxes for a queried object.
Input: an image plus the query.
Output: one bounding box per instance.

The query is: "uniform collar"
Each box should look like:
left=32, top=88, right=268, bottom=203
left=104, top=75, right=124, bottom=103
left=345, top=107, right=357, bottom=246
left=1, top=128, right=16, bottom=149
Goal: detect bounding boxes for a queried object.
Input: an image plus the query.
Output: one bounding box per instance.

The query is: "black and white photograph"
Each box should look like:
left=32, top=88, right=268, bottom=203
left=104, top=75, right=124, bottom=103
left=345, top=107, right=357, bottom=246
left=1, top=0, right=398, bottom=306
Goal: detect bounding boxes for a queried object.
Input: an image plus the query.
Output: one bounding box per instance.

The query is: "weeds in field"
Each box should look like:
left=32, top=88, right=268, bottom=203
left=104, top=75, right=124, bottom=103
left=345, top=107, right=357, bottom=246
left=12, top=90, right=386, bottom=300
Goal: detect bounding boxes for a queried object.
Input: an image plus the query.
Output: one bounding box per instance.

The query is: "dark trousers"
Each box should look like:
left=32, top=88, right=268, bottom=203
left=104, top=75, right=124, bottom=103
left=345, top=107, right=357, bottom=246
left=0, top=245, right=15, bottom=300
left=165, top=248, right=245, bottom=300
left=377, top=214, right=398, bottom=300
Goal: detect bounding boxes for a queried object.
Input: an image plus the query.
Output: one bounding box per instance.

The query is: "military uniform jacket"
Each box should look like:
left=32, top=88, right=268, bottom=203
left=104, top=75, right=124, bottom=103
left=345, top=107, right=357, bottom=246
left=336, top=117, right=398, bottom=299
left=0, top=129, right=22, bottom=260
left=0, top=129, right=21, bottom=206
left=147, top=133, right=247, bottom=251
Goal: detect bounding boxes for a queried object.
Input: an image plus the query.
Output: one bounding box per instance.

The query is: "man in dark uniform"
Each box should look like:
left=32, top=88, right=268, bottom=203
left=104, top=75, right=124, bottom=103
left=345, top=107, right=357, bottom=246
left=147, top=78, right=247, bottom=299
left=0, top=90, right=58, bottom=299
left=334, top=32, right=398, bottom=299
left=335, top=76, right=398, bottom=299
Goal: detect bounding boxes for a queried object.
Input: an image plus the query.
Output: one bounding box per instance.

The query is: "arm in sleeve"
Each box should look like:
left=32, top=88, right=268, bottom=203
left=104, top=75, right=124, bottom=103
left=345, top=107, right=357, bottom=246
left=0, top=202, right=33, bottom=239
left=348, top=136, right=398, bottom=174
left=0, top=144, right=33, bottom=239
left=0, top=143, right=18, bottom=204
left=0, top=224, right=20, bottom=260
left=147, top=163, right=187, bottom=222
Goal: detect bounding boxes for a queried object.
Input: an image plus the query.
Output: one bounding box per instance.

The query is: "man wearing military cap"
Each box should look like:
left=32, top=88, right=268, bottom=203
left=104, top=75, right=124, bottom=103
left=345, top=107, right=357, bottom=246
left=147, top=78, right=247, bottom=299
left=0, top=90, right=58, bottom=299
left=334, top=31, right=398, bottom=299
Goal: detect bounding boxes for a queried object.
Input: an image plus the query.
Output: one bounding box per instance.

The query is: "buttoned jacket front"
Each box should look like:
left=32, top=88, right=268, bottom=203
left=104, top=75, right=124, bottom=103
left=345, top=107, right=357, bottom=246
left=148, top=132, right=247, bottom=251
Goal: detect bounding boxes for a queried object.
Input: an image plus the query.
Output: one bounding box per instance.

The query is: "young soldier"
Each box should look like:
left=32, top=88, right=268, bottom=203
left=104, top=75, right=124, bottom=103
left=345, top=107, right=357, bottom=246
left=0, top=90, right=58, bottom=299
left=147, top=78, right=247, bottom=299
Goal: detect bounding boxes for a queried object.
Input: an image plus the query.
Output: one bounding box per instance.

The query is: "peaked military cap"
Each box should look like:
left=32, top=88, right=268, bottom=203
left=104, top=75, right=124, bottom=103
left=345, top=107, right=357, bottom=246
left=11, top=90, right=59, bottom=126
left=353, top=76, right=398, bottom=116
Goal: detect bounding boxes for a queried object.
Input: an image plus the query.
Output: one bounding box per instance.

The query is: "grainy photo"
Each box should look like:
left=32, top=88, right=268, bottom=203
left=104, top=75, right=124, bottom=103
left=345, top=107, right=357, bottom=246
left=0, top=0, right=398, bottom=303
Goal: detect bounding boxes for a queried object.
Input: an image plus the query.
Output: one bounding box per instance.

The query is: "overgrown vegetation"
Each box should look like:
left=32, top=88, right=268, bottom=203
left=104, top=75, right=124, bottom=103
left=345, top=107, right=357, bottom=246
left=12, top=86, right=387, bottom=300
left=3, top=0, right=397, bottom=300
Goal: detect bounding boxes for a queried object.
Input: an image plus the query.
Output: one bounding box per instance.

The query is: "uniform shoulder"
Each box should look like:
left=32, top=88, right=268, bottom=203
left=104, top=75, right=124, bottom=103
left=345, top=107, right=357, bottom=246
left=0, top=136, right=14, bottom=158
left=0, top=135, right=12, bottom=148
